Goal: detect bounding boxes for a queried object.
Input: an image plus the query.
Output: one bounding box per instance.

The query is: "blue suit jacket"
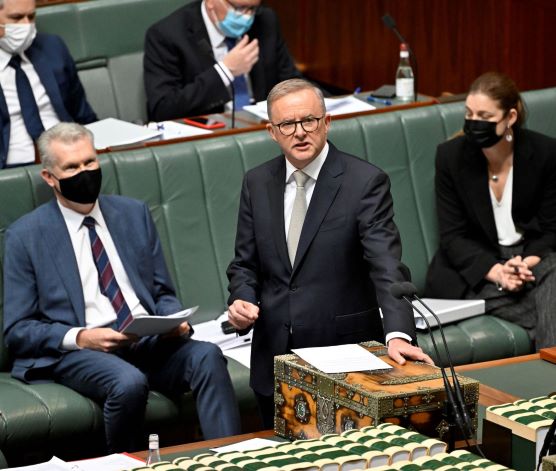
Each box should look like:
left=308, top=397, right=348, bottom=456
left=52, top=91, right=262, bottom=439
left=3, top=195, right=182, bottom=383
left=0, top=33, right=97, bottom=168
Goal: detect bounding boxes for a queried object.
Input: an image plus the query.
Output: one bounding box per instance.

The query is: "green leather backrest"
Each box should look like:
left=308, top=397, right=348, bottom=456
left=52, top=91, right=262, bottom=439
left=35, top=0, right=190, bottom=123
left=1, top=88, right=555, bottom=372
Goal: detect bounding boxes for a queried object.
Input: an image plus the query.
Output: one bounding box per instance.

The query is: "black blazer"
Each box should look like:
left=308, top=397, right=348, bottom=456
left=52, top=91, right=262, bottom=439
left=425, top=128, right=556, bottom=299
left=143, top=0, right=301, bottom=121
left=227, top=143, right=415, bottom=395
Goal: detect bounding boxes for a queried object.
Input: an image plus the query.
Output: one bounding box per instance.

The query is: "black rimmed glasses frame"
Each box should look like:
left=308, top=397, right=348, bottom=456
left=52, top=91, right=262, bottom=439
left=222, top=0, right=259, bottom=15
left=271, top=115, right=325, bottom=136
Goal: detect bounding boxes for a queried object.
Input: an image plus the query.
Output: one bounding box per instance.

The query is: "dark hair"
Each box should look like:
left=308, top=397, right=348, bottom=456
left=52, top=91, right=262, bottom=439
left=468, top=72, right=527, bottom=126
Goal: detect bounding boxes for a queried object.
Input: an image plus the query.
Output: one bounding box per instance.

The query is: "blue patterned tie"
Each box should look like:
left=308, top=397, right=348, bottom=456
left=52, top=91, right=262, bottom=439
left=82, top=216, right=133, bottom=331
left=8, top=55, right=45, bottom=140
left=224, top=37, right=251, bottom=109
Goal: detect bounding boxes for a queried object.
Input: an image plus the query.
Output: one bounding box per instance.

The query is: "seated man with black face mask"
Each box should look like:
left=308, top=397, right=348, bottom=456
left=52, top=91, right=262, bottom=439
left=0, top=0, right=97, bottom=169
left=2, top=123, right=241, bottom=453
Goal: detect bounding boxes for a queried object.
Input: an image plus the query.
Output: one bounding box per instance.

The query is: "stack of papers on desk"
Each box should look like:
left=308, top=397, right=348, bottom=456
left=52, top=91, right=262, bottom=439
left=85, top=117, right=163, bottom=149
left=243, top=96, right=375, bottom=121
left=412, top=298, right=485, bottom=330
left=146, top=120, right=213, bottom=139
left=8, top=453, right=143, bottom=470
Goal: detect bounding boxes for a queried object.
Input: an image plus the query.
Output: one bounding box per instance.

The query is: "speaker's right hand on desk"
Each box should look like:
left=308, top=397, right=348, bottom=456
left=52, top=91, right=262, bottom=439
left=228, top=299, right=259, bottom=330
left=76, top=328, right=138, bottom=352
left=222, top=35, right=259, bottom=77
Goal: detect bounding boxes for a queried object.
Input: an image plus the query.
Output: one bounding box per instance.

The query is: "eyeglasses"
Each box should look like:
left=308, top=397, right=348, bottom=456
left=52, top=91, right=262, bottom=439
left=223, top=0, right=259, bottom=15
left=272, top=116, right=325, bottom=136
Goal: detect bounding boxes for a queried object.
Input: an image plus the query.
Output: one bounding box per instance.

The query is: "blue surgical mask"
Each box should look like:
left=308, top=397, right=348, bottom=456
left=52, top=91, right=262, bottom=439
left=219, top=8, right=255, bottom=39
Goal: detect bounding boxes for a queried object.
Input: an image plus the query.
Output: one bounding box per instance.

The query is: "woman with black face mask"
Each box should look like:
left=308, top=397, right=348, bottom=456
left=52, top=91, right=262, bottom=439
left=425, top=71, right=556, bottom=350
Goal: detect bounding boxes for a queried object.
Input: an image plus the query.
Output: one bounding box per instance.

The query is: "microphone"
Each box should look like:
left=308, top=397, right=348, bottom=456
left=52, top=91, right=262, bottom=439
left=381, top=13, right=419, bottom=102
left=390, top=282, right=482, bottom=454
left=199, top=39, right=236, bottom=129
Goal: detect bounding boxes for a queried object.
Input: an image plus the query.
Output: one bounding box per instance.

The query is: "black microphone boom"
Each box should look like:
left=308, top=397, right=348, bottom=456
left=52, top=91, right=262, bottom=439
left=381, top=13, right=418, bottom=102
left=390, top=282, right=483, bottom=455
left=199, top=39, right=236, bottom=129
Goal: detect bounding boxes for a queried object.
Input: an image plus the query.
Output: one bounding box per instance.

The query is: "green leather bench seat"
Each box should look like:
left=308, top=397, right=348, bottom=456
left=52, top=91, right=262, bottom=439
left=36, top=0, right=190, bottom=123
left=1, top=88, right=555, bottom=466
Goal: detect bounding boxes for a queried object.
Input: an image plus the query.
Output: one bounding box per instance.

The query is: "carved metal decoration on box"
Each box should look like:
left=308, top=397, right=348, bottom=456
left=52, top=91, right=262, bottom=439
left=274, top=341, right=479, bottom=441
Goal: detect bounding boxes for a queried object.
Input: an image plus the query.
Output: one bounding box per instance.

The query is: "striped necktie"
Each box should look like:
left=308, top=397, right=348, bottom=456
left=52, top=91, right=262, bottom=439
left=82, top=216, right=133, bottom=331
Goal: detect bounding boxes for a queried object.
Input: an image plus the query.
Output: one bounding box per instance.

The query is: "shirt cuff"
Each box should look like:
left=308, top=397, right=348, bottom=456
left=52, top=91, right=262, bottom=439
left=385, top=331, right=413, bottom=345
left=215, top=61, right=233, bottom=86
left=61, top=327, right=84, bottom=351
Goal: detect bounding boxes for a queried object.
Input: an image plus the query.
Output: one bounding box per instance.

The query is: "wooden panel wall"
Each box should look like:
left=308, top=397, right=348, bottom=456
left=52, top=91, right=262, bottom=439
left=266, top=0, right=556, bottom=95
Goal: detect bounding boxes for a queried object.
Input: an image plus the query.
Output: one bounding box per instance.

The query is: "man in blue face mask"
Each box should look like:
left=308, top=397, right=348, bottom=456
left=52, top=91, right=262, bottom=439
left=144, top=0, right=302, bottom=121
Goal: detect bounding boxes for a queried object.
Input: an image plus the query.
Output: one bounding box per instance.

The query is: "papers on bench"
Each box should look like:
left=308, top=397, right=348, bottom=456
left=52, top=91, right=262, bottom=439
left=7, top=453, right=143, bottom=470
left=243, top=95, right=375, bottom=121
left=292, top=344, right=392, bottom=374
left=120, top=306, right=198, bottom=336
left=86, top=118, right=163, bottom=149
left=146, top=120, right=213, bottom=139
left=412, top=298, right=485, bottom=330
left=192, top=312, right=252, bottom=352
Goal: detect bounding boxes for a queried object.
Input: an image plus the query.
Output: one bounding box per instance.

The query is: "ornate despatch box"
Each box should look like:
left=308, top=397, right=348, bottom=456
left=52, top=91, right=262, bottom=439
left=274, top=341, right=479, bottom=441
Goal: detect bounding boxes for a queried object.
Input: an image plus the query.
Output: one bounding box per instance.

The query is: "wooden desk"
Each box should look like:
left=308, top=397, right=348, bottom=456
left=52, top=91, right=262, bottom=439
left=100, top=95, right=438, bottom=153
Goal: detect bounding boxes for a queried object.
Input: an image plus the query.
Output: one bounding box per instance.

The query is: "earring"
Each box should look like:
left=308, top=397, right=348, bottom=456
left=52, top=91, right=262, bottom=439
left=505, top=126, right=513, bottom=142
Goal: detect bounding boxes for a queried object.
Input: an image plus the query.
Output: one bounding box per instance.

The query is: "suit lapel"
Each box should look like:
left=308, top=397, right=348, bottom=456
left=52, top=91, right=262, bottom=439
left=460, top=144, right=498, bottom=245
left=247, top=16, right=266, bottom=101
left=41, top=199, right=86, bottom=325
left=292, top=145, right=343, bottom=274
left=0, top=85, right=10, bottom=167
left=267, top=159, right=290, bottom=270
left=99, top=197, right=153, bottom=314
left=26, top=43, right=71, bottom=122
left=186, top=6, right=221, bottom=72
left=511, top=129, right=534, bottom=219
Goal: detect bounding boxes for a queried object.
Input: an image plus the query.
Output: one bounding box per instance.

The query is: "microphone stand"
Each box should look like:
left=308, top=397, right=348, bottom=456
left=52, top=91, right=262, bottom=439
left=381, top=14, right=419, bottom=102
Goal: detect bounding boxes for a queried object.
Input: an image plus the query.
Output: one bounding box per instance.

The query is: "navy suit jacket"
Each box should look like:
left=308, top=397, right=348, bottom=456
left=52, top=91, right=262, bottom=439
left=3, top=195, right=182, bottom=383
left=0, top=33, right=97, bottom=168
left=425, top=128, right=556, bottom=298
left=227, top=143, right=416, bottom=395
left=143, top=0, right=301, bottom=121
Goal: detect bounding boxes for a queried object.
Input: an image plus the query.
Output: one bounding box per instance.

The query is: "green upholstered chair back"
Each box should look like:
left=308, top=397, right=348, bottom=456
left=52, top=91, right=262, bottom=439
left=1, top=88, right=555, bottom=372
left=36, top=0, right=190, bottom=123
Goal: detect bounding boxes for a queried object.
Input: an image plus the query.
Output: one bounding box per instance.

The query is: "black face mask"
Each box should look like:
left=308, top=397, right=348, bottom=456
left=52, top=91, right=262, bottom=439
left=52, top=167, right=102, bottom=204
left=463, top=119, right=505, bottom=148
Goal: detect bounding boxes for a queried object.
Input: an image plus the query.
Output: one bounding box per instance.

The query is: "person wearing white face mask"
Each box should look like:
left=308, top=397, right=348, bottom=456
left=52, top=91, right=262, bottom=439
left=0, top=0, right=96, bottom=169
left=144, top=0, right=302, bottom=121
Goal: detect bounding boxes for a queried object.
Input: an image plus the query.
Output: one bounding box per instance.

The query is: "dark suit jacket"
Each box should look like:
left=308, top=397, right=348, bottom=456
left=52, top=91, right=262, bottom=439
left=425, top=128, right=556, bottom=299
left=3, top=195, right=182, bottom=383
left=0, top=33, right=97, bottom=168
left=143, top=0, right=301, bottom=121
left=227, top=143, right=415, bottom=395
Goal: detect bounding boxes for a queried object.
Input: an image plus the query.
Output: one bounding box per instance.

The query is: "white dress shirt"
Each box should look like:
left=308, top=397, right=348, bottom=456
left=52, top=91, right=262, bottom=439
left=200, top=1, right=254, bottom=109
left=490, top=167, right=523, bottom=246
left=0, top=48, right=60, bottom=165
left=58, top=201, right=148, bottom=350
left=282, top=142, right=410, bottom=344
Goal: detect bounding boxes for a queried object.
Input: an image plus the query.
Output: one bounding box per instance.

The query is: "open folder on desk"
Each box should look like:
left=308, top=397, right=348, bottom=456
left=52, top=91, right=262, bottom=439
left=243, top=96, right=375, bottom=121
left=85, top=117, right=163, bottom=149
left=119, top=306, right=198, bottom=336
left=412, top=298, right=485, bottom=330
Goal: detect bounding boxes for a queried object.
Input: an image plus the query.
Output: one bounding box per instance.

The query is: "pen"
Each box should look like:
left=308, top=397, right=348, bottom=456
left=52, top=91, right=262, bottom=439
left=367, top=95, right=393, bottom=106
left=353, top=87, right=362, bottom=95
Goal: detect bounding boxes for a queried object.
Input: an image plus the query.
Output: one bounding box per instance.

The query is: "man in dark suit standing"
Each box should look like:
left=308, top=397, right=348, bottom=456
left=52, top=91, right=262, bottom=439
left=227, top=78, right=433, bottom=427
left=143, top=0, right=301, bottom=121
left=0, top=0, right=96, bottom=169
left=3, top=123, right=240, bottom=452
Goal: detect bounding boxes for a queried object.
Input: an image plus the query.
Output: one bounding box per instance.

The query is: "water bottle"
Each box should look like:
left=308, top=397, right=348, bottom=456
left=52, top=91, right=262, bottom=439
left=395, top=43, right=414, bottom=101
left=145, top=433, right=161, bottom=466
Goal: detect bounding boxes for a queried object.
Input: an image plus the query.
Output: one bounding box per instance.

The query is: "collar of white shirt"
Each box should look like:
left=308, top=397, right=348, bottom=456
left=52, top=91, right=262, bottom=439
left=57, top=199, right=105, bottom=233
left=201, top=0, right=227, bottom=50
left=0, top=48, right=30, bottom=72
left=285, top=141, right=329, bottom=184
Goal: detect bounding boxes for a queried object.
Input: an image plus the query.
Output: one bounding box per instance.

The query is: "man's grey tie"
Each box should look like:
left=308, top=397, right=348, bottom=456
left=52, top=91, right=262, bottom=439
left=287, top=170, right=310, bottom=265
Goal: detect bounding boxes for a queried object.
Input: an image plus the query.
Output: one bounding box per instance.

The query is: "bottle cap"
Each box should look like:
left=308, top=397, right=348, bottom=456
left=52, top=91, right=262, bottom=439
left=400, top=43, right=409, bottom=51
